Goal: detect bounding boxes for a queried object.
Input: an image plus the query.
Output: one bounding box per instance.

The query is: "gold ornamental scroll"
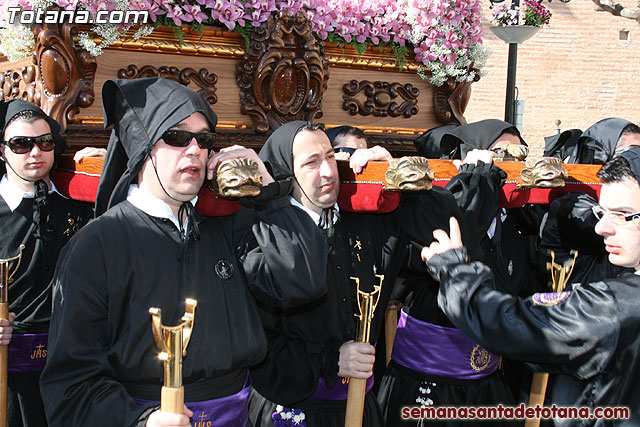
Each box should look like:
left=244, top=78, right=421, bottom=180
left=0, top=245, right=24, bottom=427
left=149, top=298, right=197, bottom=414
left=345, top=275, right=383, bottom=427
left=525, top=251, right=578, bottom=427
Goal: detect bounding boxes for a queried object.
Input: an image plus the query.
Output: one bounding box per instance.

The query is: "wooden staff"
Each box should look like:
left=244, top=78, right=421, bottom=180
left=345, top=275, right=383, bottom=427
left=384, top=308, right=398, bottom=367
left=525, top=251, right=577, bottom=427
left=149, top=299, right=197, bottom=414
left=0, top=245, right=24, bottom=427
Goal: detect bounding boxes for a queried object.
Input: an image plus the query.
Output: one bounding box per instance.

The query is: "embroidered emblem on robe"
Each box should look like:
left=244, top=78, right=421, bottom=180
left=470, top=345, right=491, bottom=371
left=215, top=260, right=234, bottom=280
left=532, top=291, right=570, bottom=306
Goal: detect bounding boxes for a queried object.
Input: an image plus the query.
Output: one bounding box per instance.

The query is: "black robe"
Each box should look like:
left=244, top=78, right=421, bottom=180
left=0, top=190, right=92, bottom=427
left=248, top=187, right=462, bottom=427
left=0, top=192, right=92, bottom=334
left=40, top=191, right=327, bottom=427
left=429, top=247, right=640, bottom=426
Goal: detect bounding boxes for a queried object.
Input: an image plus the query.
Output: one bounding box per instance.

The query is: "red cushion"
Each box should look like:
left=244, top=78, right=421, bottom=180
left=337, top=182, right=401, bottom=213
left=51, top=169, right=241, bottom=216
left=433, top=180, right=601, bottom=208
left=51, top=170, right=100, bottom=203
left=195, top=187, right=241, bottom=216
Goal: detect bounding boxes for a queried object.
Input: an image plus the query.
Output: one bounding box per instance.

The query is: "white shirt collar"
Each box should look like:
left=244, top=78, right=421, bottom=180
left=0, top=174, right=62, bottom=212
left=127, top=184, right=197, bottom=233
left=289, top=196, right=339, bottom=227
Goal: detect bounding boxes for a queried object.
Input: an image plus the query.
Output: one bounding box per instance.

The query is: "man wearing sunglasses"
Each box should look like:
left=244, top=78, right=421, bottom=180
left=0, top=100, right=94, bottom=427
left=40, top=78, right=327, bottom=427
left=421, top=146, right=640, bottom=425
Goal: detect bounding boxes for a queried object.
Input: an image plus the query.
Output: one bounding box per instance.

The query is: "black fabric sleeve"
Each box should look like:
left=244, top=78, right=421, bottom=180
left=445, top=162, right=505, bottom=260
left=427, top=247, right=619, bottom=380
left=234, top=185, right=328, bottom=307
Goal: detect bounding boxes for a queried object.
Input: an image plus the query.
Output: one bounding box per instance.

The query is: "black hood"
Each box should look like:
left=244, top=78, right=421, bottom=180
left=544, top=129, right=582, bottom=161
left=440, top=119, right=526, bottom=159
left=619, top=146, right=640, bottom=185
left=0, top=99, right=66, bottom=177
left=414, top=124, right=460, bottom=159
left=95, top=77, right=218, bottom=216
left=325, top=125, right=350, bottom=145
left=258, top=120, right=309, bottom=180
left=571, top=118, right=633, bottom=165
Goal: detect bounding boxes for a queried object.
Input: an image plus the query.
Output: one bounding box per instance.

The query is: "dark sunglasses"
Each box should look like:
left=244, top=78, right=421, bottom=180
left=162, top=130, right=216, bottom=151
left=2, top=134, right=55, bottom=154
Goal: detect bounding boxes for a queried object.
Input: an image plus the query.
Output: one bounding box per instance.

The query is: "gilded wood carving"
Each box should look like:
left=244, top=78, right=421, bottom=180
left=236, top=11, right=330, bottom=133
left=33, top=17, right=97, bottom=132
left=117, top=65, right=218, bottom=105
left=1, top=66, right=37, bottom=104
left=342, top=80, right=419, bottom=118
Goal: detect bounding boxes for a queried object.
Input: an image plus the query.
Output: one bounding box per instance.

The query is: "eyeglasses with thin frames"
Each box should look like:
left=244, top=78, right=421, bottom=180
left=592, top=205, right=640, bottom=225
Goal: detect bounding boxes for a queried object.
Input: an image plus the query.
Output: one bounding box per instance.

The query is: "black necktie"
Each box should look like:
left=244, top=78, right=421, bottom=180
left=178, top=202, right=200, bottom=241
left=32, top=179, right=51, bottom=242
left=318, top=206, right=340, bottom=230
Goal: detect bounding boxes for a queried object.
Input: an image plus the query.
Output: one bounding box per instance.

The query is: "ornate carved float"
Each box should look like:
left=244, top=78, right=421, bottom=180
left=0, top=12, right=477, bottom=156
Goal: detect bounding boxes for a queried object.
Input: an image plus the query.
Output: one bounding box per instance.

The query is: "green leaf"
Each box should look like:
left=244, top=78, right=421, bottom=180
left=235, top=24, right=252, bottom=51
left=351, top=40, right=368, bottom=55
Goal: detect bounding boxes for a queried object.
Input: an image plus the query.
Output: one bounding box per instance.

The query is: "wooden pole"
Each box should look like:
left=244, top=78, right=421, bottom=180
left=344, top=276, right=382, bottom=427
left=345, top=378, right=367, bottom=427
left=525, top=373, right=549, bottom=427
left=384, top=309, right=398, bottom=367
left=526, top=250, right=577, bottom=427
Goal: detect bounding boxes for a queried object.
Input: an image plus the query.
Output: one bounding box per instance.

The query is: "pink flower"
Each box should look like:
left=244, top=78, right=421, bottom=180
left=166, top=4, right=185, bottom=25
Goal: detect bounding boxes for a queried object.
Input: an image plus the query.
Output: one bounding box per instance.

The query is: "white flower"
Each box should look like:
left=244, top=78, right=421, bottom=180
left=0, top=22, right=35, bottom=62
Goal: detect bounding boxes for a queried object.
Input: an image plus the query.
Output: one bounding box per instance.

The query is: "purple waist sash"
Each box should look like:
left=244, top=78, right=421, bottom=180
left=133, top=380, right=250, bottom=427
left=391, top=310, right=498, bottom=380
left=309, top=374, right=374, bottom=401
left=8, top=333, right=48, bottom=373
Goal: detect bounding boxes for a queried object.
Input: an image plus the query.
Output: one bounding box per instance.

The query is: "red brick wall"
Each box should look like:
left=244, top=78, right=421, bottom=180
left=466, top=0, right=640, bottom=157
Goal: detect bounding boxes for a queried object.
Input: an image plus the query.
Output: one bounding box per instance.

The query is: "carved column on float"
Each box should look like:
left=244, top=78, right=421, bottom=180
left=433, top=72, right=480, bottom=125
left=32, top=15, right=97, bottom=132
left=236, top=11, right=330, bottom=133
